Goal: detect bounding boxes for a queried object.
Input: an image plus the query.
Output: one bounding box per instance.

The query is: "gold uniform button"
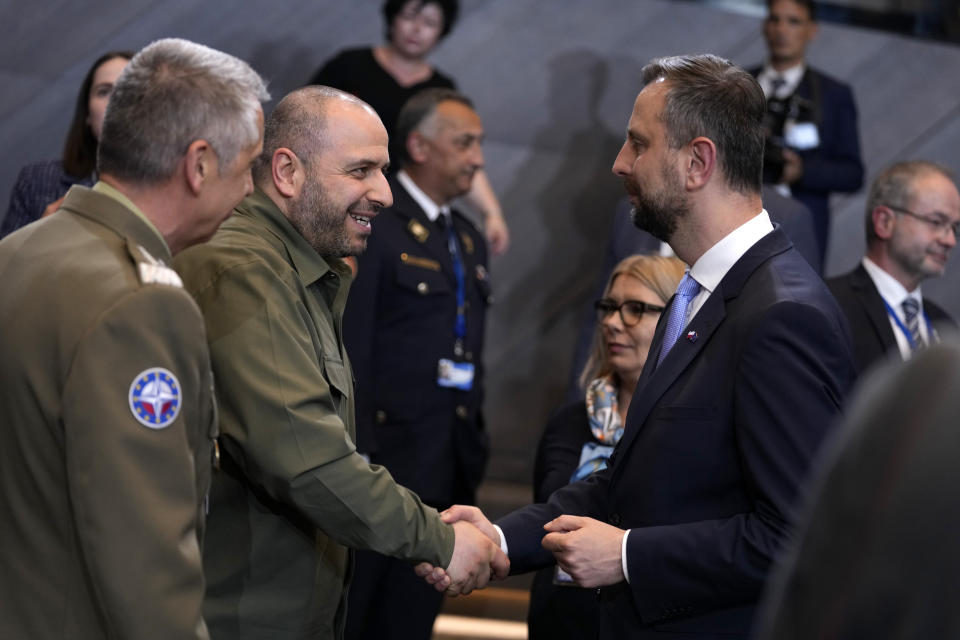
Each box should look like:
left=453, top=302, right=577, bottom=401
left=417, top=282, right=429, bottom=294
left=455, top=405, right=468, bottom=419
left=375, top=410, right=387, bottom=424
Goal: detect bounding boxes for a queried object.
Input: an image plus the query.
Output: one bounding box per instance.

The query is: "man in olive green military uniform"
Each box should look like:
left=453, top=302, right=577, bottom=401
left=0, top=39, right=268, bottom=640
left=174, top=86, right=507, bottom=640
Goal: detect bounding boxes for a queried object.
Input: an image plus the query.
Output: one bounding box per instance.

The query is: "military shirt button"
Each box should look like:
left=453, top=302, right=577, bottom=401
left=609, top=512, right=621, bottom=526
left=375, top=410, right=387, bottom=424
left=417, top=282, right=428, bottom=294
left=455, top=405, right=468, bottom=419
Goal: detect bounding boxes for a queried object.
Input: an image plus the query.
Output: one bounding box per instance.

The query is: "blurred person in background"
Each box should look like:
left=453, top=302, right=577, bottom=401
left=309, top=0, right=510, bottom=255
left=1, top=51, right=132, bottom=238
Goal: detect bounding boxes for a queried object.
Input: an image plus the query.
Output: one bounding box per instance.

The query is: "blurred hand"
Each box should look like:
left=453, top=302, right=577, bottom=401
left=542, top=515, right=625, bottom=588
left=483, top=211, right=510, bottom=256
left=781, top=149, right=804, bottom=185
left=42, top=195, right=66, bottom=218
left=441, top=504, right=500, bottom=544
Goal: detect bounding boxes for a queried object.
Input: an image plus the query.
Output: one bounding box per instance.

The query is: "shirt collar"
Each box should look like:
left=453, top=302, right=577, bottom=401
left=689, top=209, right=774, bottom=294
left=862, top=256, right=922, bottom=307
left=397, top=170, right=445, bottom=221
left=92, top=180, right=168, bottom=253
left=759, top=62, right=806, bottom=98
left=236, top=188, right=350, bottom=287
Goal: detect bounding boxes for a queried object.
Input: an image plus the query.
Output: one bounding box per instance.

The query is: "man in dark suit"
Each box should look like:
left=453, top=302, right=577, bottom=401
left=828, top=161, right=959, bottom=375
left=342, top=88, right=492, bottom=640
left=755, top=340, right=960, bottom=639
left=753, top=0, right=864, bottom=265
left=423, top=54, right=855, bottom=638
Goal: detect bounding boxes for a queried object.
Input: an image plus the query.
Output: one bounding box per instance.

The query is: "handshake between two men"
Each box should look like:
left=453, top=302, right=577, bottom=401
left=421, top=506, right=630, bottom=595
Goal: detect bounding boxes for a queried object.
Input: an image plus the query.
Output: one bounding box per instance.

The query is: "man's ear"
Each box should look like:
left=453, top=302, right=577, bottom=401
left=407, top=132, right=429, bottom=164
left=685, top=136, right=716, bottom=190
left=872, top=206, right=897, bottom=240
left=184, top=139, right=215, bottom=196
left=272, top=148, right=302, bottom=198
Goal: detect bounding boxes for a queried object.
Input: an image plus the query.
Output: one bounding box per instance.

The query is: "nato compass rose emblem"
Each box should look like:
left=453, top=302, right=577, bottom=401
left=128, top=367, right=182, bottom=429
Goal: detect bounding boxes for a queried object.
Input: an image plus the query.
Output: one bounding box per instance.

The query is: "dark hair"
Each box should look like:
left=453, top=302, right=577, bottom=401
left=641, top=54, right=766, bottom=195
left=766, top=0, right=817, bottom=21
left=382, top=0, right=459, bottom=41
left=393, top=87, right=474, bottom=168
left=865, top=161, right=955, bottom=244
left=61, top=51, right=134, bottom=178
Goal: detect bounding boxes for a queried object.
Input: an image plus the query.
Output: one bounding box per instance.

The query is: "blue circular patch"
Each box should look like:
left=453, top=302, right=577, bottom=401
left=128, top=367, right=182, bottom=429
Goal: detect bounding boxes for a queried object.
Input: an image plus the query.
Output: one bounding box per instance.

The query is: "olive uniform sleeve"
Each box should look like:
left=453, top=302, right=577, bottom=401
left=196, top=258, right=455, bottom=566
left=62, top=285, right=214, bottom=640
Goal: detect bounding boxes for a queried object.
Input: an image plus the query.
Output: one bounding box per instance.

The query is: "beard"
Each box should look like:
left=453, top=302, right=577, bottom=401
left=287, top=180, right=367, bottom=259
left=628, top=164, right=690, bottom=242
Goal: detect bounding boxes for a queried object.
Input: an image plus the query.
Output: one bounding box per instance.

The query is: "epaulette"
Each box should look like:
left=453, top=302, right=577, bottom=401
left=135, top=245, right=183, bottom=288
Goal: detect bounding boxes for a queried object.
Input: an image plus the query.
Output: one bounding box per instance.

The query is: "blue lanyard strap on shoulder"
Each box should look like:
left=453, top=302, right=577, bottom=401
left=881, top=297, right=933, bottom=350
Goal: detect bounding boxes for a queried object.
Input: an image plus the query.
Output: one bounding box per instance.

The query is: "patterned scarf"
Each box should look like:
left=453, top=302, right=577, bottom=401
left=570, top=376, right=624, bottom=482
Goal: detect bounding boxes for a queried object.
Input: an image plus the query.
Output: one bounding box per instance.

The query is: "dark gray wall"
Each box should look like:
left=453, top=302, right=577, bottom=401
left=4, top=0, right=960, bottom=485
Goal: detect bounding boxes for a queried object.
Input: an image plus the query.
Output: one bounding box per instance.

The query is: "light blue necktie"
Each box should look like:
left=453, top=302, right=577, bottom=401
left=657, top=273, right=702, bottom=366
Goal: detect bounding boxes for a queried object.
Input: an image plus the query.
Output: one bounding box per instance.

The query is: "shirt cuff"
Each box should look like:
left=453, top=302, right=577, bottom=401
left=492, top=524, right=509, bottom=556
left=621, top=529, right=631, bottom=584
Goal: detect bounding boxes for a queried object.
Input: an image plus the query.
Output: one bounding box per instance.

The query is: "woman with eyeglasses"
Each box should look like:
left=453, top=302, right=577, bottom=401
left=528, top=253, right=685, bottom=640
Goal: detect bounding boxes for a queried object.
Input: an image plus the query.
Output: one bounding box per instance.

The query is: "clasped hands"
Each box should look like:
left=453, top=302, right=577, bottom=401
left=414, top=505, right=627, bottom=596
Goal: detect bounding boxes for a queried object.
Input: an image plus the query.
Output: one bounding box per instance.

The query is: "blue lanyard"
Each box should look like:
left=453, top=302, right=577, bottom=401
left=881, top=298, right=933, bottom=350
left=443, top=215, right=467, bottom=354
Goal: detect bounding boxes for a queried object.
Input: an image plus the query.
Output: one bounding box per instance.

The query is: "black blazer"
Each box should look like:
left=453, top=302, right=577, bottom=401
left=343, top=176, right=491, bottom=507
left=827, top=264, right=956, bottom=375
left=500, top=229, right=856, bottom=638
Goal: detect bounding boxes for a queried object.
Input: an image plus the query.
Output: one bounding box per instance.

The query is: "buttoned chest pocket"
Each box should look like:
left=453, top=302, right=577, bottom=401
left=395, top=264, right=451, bottom=298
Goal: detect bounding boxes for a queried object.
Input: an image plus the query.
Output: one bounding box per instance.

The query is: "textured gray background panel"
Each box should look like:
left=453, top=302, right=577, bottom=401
left=4, top=0, right=960, bottom=486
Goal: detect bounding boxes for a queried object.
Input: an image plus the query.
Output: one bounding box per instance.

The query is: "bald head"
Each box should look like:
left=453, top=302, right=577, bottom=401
left=252, top=86, right=379, bottom=187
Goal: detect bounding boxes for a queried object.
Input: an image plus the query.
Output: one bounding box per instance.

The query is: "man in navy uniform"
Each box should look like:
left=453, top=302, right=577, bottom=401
left=343, top=88, right=492, bottom=639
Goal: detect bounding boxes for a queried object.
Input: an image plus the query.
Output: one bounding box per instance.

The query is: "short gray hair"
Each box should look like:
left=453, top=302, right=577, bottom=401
left=865, top=161, right=955, bottom=244
left=394, top=88, right=474, bottom=168
left=98, top=38, right=269, bottom=184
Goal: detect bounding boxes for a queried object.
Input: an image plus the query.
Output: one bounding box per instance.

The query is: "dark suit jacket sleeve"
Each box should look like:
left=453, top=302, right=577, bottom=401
left=625, top=300, right=851, bottom=617
left=499, top=468, right=612, bottom=574
left=796, top=81, right=863, bottom=194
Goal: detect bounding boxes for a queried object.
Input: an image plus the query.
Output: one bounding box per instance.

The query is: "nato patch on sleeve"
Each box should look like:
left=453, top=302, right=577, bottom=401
left=129, top=367, right=182, bottom=429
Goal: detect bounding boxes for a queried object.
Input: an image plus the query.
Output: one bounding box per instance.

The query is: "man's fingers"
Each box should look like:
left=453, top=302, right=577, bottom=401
left=543, top=514, right=585, bottom=533
left=490, top=548, right=510, bottom=580
left=441, top=504, right=478, bottom=524
left=541, top=531, right=567, bottom=555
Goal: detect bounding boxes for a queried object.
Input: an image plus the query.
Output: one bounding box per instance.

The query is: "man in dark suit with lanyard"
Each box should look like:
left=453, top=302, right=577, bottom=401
left=343, top=88, right=492, bottom=640
left=828, top=161, right=959, bottom=375
left=753, top=0, right=864, bottom=266
left=421, top=54, right=855, bottom=638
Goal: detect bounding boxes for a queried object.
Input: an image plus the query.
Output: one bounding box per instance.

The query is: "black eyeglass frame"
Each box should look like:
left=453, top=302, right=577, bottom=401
left=886, top=204, right=960, bottom=238
left=594, top=298, right=666, bottom=327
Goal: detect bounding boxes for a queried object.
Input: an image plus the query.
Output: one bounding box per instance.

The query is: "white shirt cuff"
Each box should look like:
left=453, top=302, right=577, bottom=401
left=621, top=529, right=631, bottom=583
left=492, top=524, right=508, bottom=556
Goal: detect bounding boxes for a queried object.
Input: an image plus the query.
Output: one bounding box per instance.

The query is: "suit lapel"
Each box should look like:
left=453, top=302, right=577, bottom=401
left=849, top=264, right=898, bottom=352
left=609, top=229, right=793, bottom=486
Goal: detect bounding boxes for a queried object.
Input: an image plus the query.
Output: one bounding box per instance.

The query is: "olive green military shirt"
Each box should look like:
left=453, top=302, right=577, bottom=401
left=0, top=185, right=215, bottom=639
left=174, top=189, right=455, bottom=640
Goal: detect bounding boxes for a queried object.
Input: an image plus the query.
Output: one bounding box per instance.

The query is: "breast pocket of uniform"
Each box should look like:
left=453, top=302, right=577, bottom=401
left=395, top=260, right=451, bottom=301
left=472, top=264, right=493, bottom=306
